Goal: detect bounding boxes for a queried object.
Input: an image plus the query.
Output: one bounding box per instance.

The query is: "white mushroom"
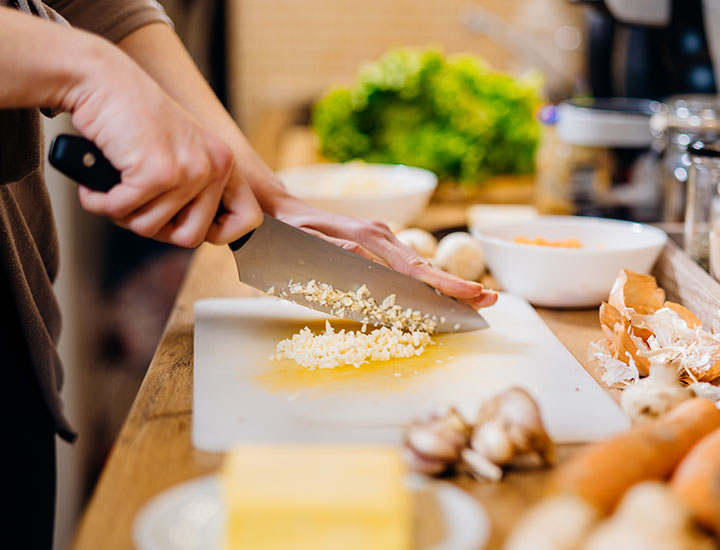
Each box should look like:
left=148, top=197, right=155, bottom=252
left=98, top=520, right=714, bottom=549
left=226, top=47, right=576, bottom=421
left=433, top=232, right=485, bottom=281
left=396, top=228, right=437, bottom=259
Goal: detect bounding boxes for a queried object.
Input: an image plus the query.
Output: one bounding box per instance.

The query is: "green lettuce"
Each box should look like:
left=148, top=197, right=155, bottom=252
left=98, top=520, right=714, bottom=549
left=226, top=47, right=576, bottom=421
left=312, top=49, right=542, bottom=184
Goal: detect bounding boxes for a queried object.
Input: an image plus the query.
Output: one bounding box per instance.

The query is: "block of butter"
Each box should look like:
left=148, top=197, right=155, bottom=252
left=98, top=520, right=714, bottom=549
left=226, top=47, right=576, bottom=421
left=221, top=445, right=412, bottom=550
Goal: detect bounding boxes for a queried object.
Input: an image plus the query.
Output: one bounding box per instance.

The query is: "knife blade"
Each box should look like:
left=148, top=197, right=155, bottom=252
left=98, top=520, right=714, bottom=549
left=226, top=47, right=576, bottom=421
left=49, top=134, right=489, bottom=333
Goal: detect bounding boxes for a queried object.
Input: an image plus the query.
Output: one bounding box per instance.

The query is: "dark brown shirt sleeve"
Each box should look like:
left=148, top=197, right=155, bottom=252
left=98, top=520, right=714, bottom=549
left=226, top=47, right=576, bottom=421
left=45, top=0, right=172, bottom=43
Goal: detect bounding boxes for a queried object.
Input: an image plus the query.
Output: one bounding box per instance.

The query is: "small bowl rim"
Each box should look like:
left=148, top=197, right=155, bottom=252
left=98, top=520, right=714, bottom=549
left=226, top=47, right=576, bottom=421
left=471, top=215, right=668, bottom=254
left=276, top=162, right=438, bottom=198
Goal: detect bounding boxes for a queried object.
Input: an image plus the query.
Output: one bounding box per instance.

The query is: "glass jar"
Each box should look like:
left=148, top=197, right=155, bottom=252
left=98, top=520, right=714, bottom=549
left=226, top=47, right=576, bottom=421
left=686, top=142, right=720, bottom=272
left=650, top=95, right=720, bottom=222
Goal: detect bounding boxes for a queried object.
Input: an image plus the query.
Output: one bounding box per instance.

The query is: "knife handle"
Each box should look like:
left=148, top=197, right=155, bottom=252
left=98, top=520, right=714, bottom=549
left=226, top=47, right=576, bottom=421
left=49, top=134, right=120, bottom=193
left=48, top=134, right=255, bottom=250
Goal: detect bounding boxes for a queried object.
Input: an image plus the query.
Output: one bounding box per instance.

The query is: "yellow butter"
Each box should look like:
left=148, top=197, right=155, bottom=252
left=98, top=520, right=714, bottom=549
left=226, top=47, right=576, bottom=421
left=221, top=445, right=411, bottom=550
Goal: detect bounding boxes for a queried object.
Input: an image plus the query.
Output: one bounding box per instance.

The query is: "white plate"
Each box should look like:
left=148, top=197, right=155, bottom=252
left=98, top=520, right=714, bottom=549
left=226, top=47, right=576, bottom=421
left=132, top=474, right=490, bottom=550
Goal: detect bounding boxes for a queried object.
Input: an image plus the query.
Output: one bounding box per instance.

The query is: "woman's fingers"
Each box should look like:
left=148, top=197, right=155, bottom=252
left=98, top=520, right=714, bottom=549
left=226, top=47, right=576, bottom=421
left=77, top=178, right=169, bottom=221
left=144, top=177, right=227, bottom=248
left=330, top=220, right=495, bottom=305
left=384, top=252, right=498, bottom=309
left=205, top=166, right=263, bottom=244
left=69, top=53, right=263, bottom=248
left=276, top=203, right=496, bottom=308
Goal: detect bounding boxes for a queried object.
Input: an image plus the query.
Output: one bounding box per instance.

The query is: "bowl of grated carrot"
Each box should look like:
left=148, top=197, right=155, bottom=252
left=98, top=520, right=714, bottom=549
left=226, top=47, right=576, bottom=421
left=470, top=216, right=667, bottom=308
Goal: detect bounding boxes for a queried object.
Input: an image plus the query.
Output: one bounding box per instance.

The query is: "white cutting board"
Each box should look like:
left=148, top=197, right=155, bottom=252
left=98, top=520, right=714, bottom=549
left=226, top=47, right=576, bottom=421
left=193, top=295, right=629, bottom=451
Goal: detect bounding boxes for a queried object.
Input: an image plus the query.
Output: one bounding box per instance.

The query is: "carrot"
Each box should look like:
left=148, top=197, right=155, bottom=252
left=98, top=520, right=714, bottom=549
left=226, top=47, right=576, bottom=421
left=553, top=398, right=720, bottom=515
left=671, top=426, right=720, bottom=532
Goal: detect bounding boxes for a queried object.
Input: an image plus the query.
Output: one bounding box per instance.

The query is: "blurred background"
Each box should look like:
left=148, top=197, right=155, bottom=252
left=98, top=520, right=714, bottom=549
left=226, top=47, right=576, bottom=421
left=43, top=0, right=720, bottom=547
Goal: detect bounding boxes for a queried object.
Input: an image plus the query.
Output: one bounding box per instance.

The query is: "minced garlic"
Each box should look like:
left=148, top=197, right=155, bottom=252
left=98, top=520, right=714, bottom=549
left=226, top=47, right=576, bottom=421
left=288, top=280, right=439, bottom=333
left=273, top=321, right=433, bottom=370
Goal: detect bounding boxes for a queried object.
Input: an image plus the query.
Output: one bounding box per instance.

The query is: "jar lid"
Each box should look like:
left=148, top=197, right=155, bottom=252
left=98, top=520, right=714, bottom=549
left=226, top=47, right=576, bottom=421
left=557, top=98, right=654, bottom=147
left=649, top=95, right=720, bottom=134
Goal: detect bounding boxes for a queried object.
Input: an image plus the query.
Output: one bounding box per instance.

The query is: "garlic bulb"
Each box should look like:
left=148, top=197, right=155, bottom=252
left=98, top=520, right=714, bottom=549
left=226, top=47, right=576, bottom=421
left=403, top=387, right=554, bottom=482
left=471, top=387, right=555, bottom=469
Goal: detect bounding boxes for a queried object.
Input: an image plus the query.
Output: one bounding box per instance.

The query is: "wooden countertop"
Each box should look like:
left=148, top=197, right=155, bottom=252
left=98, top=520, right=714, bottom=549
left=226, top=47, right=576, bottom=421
left=73, top=213, right=614, bottom=550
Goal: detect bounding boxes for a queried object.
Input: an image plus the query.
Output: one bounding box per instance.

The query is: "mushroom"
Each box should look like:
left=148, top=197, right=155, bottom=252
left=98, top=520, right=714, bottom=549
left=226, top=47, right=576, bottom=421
left=432, top=232, right=485, bottom=281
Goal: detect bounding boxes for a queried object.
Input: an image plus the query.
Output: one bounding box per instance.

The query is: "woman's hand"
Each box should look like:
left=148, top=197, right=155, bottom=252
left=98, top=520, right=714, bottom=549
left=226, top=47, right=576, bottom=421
left=65, top=35, right=262, bottom=247
left=273, top=196, right=497, bottom=309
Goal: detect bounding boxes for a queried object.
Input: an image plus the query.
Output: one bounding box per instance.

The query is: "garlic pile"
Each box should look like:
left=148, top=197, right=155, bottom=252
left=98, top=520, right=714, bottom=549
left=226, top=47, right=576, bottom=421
left=272, top=320, right=433, bottom=370
left=403, top=387, right=554, bottom=481
left=395, top=227, right=485, bottom=281
left=287, top=280, right=439, bottom=333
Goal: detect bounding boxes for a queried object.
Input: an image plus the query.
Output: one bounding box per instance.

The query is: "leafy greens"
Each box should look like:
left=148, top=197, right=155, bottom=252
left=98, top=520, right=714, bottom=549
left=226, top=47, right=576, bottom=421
left=312, top=49, right=542, bottom=184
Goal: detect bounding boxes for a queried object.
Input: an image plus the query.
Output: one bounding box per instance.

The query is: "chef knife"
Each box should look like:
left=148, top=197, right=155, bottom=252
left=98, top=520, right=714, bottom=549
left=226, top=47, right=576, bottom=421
left=49, top=134, right=489, bottom=333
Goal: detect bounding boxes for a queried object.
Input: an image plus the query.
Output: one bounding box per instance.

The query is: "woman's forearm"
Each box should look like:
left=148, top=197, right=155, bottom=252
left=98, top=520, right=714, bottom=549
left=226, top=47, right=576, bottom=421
left=115, top=22, right=497, bottom=306
left=0, top=7, right=115, bottom=111
left=117, top=22, right=294, bottom=215
left=0, top=8, right=262, bottom=247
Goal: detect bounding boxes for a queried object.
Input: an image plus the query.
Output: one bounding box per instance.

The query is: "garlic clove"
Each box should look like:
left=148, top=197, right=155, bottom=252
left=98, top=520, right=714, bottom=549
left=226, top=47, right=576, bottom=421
left=401, top=446, right=448, bottom=476
left=471, top=421, right=515, bottom=465
left=441, top=406, right=472, bottom=439
left=405, top=424, right=461, bottom=462
left=461, top=448, right=503, bottom=482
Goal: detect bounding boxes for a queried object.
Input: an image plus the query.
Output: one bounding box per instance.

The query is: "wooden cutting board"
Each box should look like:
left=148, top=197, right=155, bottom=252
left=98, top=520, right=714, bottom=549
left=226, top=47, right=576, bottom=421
left=193, top=294, right=629, bottom=451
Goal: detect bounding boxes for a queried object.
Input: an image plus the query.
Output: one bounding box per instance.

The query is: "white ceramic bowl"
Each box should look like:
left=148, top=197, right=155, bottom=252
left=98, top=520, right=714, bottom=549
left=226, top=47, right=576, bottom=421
left=277, top=163, right=437, bottom=226
left=471, top=216, right=668, bottom=308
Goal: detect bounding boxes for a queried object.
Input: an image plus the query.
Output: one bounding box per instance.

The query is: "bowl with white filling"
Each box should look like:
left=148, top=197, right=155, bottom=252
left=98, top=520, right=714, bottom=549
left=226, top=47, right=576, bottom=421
left=277, top=162, right=437, bottom=226
left=471, top=216, right=668, bottom=308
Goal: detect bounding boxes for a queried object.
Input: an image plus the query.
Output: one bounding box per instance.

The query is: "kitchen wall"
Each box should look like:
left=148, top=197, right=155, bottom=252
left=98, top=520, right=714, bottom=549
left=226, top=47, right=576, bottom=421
left=227, top=0, right=586, bottom=166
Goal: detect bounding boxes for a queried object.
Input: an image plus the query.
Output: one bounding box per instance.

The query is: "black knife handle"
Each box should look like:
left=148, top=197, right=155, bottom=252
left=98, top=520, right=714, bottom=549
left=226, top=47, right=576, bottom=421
left=48, top=133, right=256, bottom=250
left=48, top=134, right=121, bottom=192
